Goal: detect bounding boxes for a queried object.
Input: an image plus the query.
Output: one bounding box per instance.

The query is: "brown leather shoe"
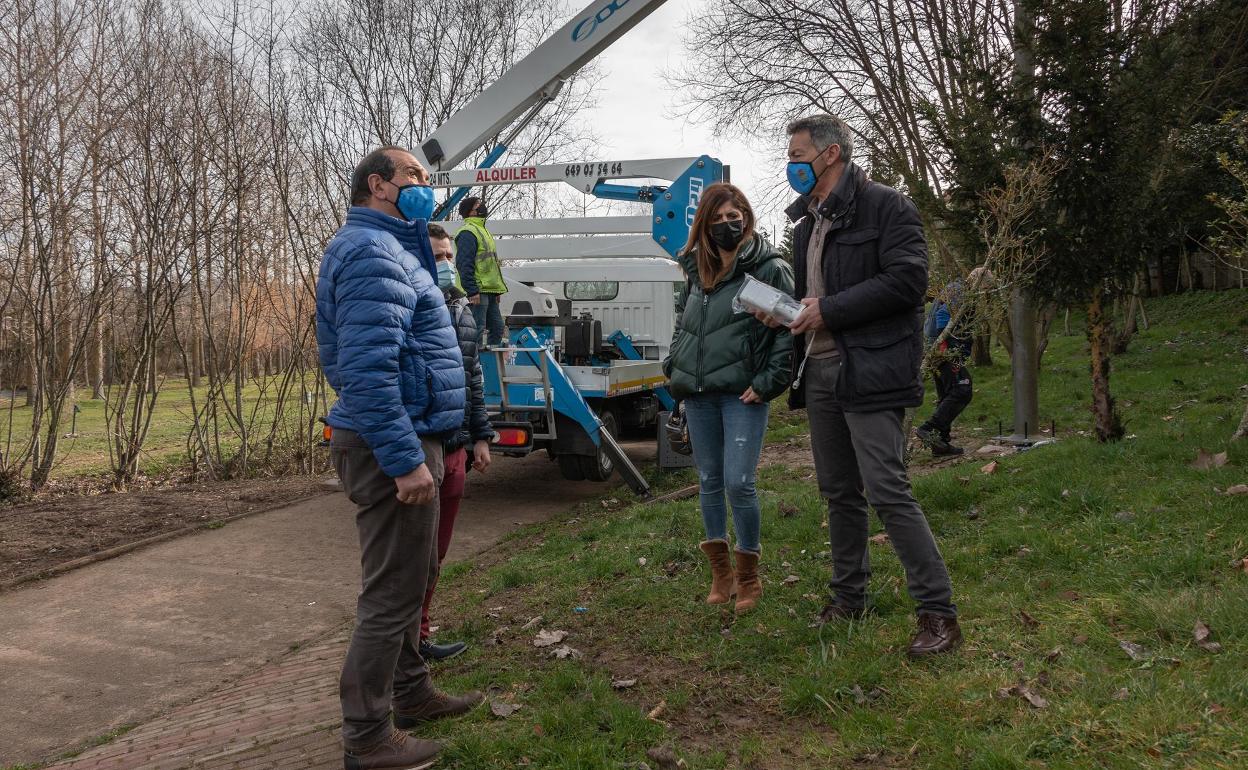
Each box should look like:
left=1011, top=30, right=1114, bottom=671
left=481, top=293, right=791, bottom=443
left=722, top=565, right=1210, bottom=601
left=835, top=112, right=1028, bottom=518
left=907, top=613, right=963, bottom=657
left=344, top=729, right=440, bottom=770
left=393, top=689, right=484, bottom=729
left=818, top=602, right=866, bottom=623
left=733, top=550, right=762, bottom=612
left=699, top=540, right=735, bottom=604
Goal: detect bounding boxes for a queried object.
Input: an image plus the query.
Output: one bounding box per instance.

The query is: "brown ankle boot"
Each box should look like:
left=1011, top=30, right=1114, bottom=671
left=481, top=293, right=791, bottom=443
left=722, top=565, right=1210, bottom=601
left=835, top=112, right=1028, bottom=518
left=733, top=550, right=762, bottom=612
left=699, top=540, right=735, bottom=604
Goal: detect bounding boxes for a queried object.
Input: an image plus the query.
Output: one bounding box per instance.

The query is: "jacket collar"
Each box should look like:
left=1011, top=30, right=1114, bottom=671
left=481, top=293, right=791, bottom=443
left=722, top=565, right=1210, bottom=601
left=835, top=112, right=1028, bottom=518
left=785, top=161, right=867, bottom=224
left=345, top=206, right=437, bottom=278
left=677, top=233, right=771, bottom=291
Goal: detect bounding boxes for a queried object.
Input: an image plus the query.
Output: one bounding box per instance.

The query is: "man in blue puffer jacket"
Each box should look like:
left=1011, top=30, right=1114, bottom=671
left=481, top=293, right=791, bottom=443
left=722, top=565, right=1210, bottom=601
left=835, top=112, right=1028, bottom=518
left=317, top=146, right=483, bottom=770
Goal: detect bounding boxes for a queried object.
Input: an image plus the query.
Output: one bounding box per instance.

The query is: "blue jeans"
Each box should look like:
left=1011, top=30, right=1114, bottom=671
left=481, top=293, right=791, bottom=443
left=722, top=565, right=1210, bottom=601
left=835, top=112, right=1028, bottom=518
left=472, top=293, right=505, bottom=346
left=683, top=393, right=769, bottom=554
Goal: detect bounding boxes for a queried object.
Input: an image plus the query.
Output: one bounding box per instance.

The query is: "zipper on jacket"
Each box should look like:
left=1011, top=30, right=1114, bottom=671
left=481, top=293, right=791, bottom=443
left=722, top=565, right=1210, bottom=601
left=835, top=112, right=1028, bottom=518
left=696, top=292, right=708, bottom=392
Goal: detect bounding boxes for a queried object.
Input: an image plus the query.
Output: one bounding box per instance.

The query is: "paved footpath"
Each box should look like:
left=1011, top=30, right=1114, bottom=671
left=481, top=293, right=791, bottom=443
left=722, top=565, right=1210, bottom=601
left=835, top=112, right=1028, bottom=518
left=2, top=445, right=653, bottom=769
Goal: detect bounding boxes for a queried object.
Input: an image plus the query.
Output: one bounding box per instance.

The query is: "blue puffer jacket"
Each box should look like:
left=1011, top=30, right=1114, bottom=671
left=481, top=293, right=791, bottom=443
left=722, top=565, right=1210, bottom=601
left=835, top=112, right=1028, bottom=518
left=317, top=207, right=466, bottom=477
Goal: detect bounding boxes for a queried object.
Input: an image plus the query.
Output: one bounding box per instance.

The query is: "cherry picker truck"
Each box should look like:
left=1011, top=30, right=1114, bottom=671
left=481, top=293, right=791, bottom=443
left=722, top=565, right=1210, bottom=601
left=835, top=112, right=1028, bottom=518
left=409, top=0, right=726, bottom=497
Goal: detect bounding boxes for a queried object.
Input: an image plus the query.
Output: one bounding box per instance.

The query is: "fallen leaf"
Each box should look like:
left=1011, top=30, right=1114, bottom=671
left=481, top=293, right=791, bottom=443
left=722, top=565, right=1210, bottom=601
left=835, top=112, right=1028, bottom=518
left=611, top=678, right=637, bottom=689
left=998, top=682, right=1049, bottom=709
left=981, top=461, right=999, bottom=474
left=551, top=644, right=581, bottom=660
left=1119, top=640, right=1150, bottom=661
left=1227, top=484, right=1248, bottom=496
left=1019, top=610, right=1040, bottom=629
left=1044, top=647, right=1063, bottom=663
left=638, top=557, right=648, bottom=566
left=869, top=532, right=890, bottom=546
left=1059, top=590, right=1081, bottom=601
left=1072, top=634, right=1089, bottom=645
left=490, top=701, right=522, bottom=718
left=1061, top=489, right=1070, bottom=497
left=779, top=501, right=799, bottom=518
left=646, top=700, right=667, bottom=721
left=1162, top=415, right=1175, bottom=422
left=533, top=629, right=568, bottom=647
left=533, top=724, right=544, bottom=737
left=1194, top=621, right=1223, bottom=653
left=645, top=746, right=684, bottom=770
left=782, top=574, right=801, bottom=585
left=1113, top=687, right=1130, bottom=701
left=1017, top=686, right=1049, bottom=709
left=1191, top=449, right=1230, bottom=470
left=521, top=615, right=543, bottom=630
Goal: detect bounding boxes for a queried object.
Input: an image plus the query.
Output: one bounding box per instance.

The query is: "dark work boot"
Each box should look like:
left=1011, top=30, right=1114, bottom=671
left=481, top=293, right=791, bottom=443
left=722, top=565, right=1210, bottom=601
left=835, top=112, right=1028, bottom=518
left=907, top=613, right=963, bottom=658
left=419, top=639, right=467, bottom=662
left=818, top=602, right=867, bottom=624
left=343, top=730, right=440, bottom=770
left=915, top=425, right=963, bottom=456
left=393, top=689, right=485, bottom=729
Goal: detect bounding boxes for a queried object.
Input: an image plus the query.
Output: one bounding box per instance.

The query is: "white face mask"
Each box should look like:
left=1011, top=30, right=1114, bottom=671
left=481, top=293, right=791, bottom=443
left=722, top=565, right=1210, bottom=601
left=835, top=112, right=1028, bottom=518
left=436, top=260, right=457, bottom=288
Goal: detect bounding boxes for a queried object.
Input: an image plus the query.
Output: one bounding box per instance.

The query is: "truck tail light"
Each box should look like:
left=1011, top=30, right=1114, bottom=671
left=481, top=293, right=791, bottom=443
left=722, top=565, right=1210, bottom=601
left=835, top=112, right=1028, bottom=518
left=494, top=427, right=531, bottom=447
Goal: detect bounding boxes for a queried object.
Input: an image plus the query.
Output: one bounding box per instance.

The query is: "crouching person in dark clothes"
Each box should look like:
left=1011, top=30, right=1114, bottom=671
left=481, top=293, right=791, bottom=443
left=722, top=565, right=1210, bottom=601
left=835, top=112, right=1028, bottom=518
left=916, top=278, right=975, bottom=456
left=418, top=223, right=496, bottom=662
left=757, top=114, right=962, bottom=657
left=317, top=146, right=484, bottom=770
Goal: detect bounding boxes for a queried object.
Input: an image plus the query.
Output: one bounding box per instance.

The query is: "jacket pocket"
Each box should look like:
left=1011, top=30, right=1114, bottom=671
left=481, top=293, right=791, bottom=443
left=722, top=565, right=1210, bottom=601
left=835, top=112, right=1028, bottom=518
left=834, top=227, right=880, bottom=288
left=400, top=349, right=429, bottom=413
left=841, top=321, right=920, bottom=400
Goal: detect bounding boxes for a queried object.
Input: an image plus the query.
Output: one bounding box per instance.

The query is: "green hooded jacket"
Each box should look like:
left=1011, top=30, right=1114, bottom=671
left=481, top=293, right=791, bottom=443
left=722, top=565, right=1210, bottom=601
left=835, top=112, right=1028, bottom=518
left=663, top=234, right=795, bottom=402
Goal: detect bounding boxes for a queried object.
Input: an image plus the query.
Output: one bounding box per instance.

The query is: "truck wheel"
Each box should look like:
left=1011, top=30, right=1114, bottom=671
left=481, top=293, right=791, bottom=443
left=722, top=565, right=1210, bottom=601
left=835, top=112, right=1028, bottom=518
left=579, top=411, right=618, bottom=482
left=558, top=454, right=586, bottom=481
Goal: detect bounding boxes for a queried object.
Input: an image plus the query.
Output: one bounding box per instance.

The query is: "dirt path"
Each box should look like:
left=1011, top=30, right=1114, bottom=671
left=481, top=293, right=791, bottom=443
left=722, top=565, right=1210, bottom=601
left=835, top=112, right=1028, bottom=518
left=0, top=442, right=654, bottom=768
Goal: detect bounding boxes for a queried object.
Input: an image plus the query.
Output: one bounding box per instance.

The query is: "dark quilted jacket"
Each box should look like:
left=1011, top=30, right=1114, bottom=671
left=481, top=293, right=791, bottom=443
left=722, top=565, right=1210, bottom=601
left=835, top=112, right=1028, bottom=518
left=443, top=289, right=494, bottom=451
left=786, top=162, right=928, bottom=412
left=316, top=207, right=466, bottom=477
left=663, top=234, right=795, bottom=402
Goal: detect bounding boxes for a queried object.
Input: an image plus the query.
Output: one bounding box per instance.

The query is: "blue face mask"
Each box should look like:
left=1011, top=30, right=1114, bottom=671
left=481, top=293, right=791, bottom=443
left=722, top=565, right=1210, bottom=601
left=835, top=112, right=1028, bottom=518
left=394, top=183, right=436, bottom=221
left=436, top=260, right=456, bottom=289
left=786, top=161, right=818, bottom=195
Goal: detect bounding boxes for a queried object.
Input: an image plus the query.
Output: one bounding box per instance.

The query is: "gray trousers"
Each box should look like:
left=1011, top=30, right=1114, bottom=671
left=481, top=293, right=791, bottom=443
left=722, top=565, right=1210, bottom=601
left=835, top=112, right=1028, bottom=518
left=806, top=357, right=956, bottom=617
left=332, top=429, right=445, bottom=751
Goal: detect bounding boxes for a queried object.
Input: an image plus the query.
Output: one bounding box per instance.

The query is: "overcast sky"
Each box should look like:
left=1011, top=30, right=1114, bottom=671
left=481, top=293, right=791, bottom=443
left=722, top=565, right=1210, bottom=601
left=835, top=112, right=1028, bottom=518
left=571, top=0, right=791, bottom=241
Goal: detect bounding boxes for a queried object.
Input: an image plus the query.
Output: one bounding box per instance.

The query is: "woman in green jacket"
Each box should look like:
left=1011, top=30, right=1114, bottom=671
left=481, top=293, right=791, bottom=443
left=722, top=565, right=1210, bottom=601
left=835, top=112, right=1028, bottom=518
left=663, top=183, right=794, bottom=613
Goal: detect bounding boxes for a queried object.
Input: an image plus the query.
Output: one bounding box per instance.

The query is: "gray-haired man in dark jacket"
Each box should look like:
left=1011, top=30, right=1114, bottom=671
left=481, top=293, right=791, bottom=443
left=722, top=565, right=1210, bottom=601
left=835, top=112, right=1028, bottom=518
left=758, top=114, right=961, bottom=657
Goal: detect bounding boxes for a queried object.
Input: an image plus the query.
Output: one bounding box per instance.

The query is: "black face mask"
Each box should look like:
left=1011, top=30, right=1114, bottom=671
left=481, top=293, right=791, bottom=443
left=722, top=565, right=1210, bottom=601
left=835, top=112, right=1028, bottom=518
left=709, top=219, right=746, bottom=251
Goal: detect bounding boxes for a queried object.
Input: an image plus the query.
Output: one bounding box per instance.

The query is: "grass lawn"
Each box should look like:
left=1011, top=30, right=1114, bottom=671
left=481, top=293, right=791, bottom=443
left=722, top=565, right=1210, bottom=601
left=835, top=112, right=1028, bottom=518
left=419, top=289, right=1248, bottom=769
left=0, top=376, right=322, bottom=479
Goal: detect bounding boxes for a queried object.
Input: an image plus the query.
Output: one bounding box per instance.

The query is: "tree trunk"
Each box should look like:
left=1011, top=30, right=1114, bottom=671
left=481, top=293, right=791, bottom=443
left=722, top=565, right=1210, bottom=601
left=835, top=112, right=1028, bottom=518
left=1088, top=287, right=1123, bottom=442
left=972, top=334, right=993, bottom=366
left=1112, top=274, right=1142, bottom=355
left=1009, top=288, right=1040, bottom=438
left=89, top=318, right=105, bottom=399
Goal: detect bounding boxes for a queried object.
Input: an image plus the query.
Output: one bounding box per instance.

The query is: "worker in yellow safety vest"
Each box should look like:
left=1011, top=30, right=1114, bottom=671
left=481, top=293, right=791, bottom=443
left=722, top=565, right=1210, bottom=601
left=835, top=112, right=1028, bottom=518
left=454, top=195, right=508, bottom=346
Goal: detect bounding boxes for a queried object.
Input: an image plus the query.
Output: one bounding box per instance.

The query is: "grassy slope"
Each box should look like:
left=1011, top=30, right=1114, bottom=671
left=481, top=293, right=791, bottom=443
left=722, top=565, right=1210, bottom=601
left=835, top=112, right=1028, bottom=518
left=422, top=289, right=1248, bottom=769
